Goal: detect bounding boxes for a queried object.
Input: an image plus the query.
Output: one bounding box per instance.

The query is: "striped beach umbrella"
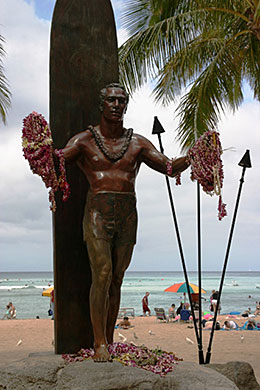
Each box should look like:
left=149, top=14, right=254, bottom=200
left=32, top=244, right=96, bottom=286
left=164, top=282, right=206, bottom=294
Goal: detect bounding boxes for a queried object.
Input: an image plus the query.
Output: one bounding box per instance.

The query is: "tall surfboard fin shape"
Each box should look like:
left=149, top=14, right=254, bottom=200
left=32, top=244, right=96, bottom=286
left=50, top=0, right=119, bottom=354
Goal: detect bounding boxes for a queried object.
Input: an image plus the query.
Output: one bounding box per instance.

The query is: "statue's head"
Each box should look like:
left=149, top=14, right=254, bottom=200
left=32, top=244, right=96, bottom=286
left=99, top=83, right=129, bottom=112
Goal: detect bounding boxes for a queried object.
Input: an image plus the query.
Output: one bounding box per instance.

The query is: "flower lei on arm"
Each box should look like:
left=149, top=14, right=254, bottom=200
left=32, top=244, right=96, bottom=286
left=187, top=130, right=227, bottom=220
left=62, top=342, right=182, bottom=377
left=166, top=160, right=182, bottom=185
left=22, top=111, right=70, bottom=212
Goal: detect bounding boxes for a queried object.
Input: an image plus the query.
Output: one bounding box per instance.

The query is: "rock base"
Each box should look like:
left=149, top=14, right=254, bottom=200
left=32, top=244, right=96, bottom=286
left=209, top=361, right=260, bottom=390
left=0, top=351, right=258, bottom=389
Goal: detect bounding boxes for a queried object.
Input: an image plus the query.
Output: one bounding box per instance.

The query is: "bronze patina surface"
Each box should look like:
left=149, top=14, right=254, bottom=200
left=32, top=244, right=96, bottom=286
left=61, top=84, right=189, bottom=361
left=50, top=0, right=118, bottom=354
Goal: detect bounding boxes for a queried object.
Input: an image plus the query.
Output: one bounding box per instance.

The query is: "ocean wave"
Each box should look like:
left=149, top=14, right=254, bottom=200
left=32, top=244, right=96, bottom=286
left=0, top=285, right=48, bottom=291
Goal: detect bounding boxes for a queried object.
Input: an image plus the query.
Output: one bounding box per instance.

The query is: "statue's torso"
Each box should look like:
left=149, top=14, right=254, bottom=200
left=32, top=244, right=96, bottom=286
left=76, top=128, right=143, bottom=193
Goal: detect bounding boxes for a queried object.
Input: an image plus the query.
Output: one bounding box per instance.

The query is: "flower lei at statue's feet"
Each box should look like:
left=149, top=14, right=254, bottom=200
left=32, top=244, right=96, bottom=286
left=187, top=130, right=227, bottom=220
left=62, top=342, right=182, bottom=375
left=22, top=111, right=70, bottom=211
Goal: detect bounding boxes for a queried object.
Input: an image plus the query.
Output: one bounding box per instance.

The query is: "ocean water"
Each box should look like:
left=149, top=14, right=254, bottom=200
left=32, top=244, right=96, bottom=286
left=0, top=271, right=260, bottom=319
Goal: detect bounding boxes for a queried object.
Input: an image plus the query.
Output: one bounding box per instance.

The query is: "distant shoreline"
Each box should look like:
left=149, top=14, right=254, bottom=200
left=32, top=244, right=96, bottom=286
left=1, top=270, right=260, bottom=274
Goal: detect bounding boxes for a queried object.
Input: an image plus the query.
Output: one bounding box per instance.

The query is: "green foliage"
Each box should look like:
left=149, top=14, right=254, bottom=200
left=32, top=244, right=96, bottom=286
left=119, top=0, right=260, bottom=151
left=0, top=35, right=11, bottom=125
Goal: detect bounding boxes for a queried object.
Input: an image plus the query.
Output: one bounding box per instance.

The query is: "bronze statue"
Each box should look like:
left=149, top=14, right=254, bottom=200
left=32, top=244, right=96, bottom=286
left=62, top=83, right=189, bottom=362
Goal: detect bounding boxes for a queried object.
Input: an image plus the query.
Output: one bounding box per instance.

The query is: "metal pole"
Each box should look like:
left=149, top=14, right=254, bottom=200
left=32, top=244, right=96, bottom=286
left=197, top=181, right=204, bottom=364
left=205, top=150, right=252, bottom=364
left=152, top=116, right=204, bottom=363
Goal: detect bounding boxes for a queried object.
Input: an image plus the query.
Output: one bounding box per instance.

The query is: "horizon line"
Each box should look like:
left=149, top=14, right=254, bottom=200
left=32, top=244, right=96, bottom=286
left=1, top=270, right=259, bottom=273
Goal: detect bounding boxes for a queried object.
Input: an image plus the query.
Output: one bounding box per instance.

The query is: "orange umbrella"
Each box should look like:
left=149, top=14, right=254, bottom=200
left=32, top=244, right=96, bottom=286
left=164, top=282, right=206, bottom=294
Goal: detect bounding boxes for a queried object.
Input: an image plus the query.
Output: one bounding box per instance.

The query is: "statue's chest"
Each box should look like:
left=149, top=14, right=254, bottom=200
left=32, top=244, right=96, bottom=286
left=82, top=139, right=138, bottom=172
left=87, top=126, right=133, bottom=163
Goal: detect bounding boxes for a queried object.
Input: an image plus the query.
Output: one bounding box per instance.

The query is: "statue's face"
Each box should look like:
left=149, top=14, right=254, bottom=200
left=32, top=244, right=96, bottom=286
left=102, top=87, right=128, bottom=122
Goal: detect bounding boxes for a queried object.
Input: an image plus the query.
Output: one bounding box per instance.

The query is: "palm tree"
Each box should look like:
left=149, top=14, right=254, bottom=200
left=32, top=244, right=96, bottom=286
left=0, top=35, right=11, bottom=125
left=119, top=0, right=260, bottom=150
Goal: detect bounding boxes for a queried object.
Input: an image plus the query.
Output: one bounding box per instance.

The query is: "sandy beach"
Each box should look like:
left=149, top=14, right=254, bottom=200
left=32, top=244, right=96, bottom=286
left=0, top=315, right=259, bottom=384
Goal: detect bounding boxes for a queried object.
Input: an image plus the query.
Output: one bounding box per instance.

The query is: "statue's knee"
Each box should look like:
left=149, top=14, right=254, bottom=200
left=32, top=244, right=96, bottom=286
left=92, top=262, right=112, bottom=287
left=112, top=274, right=124, bottom=289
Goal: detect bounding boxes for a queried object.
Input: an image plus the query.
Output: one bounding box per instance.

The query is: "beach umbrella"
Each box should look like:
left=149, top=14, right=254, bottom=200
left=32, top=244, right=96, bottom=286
left=164, top=282, right=206, bottom=294
left=42, top=286, right=54, bottom=297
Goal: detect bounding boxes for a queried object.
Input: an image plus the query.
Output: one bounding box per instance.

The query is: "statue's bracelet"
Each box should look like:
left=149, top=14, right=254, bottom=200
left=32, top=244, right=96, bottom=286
left=166, top=160, right=173, bottom=176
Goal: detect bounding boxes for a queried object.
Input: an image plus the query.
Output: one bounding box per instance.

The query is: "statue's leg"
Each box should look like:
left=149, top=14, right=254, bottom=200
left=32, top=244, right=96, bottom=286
left=84, top=192, right=137, bottom=356
left=87, top=236, right=113, bottom=362
left=106, top=243, right=135, bottom=345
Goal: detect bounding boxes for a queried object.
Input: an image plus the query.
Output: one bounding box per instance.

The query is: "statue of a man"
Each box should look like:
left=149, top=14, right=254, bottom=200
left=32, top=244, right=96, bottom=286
left=62, top=83, right=189, bottom=361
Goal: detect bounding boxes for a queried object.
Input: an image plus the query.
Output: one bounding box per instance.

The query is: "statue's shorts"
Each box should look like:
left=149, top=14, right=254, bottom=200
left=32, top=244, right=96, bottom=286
left=83, top=191, right=137, bottom=246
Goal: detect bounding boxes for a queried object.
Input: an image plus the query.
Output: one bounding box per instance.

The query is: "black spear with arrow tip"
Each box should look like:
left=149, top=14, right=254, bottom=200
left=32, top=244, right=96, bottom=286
left=152, top=116, right=204, bottom=364
left=205, top=150, right=252, bottom=364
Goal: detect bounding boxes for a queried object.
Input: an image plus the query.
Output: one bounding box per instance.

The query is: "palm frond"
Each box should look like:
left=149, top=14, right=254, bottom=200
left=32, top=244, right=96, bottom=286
left=0, top=35, right=11, bottom=125
left=153, top=34, right=227, bottom=104
left=176, top=36, right=246, bottom=151
left=243, top=33, right=260, bottom=100
left=119, top=0, right=260, bottom=150
left=119, top=8, right=218, bottom=93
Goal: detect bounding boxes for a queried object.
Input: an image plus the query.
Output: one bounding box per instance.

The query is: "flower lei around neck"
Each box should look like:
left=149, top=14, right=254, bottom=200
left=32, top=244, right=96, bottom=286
left=187, top=130, right=227, bottom=220
left=22, top=112, right=70, bottom=212
left=88, top=125, right=133, bottom=161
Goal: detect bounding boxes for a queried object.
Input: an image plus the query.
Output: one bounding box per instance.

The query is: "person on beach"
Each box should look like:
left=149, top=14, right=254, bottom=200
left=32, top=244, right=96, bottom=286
left=142, top=292, right=151, bottom=316
left=255, top=302, right=260, bottom=316
left=246, top=318, right=257, bottom=330
left=1, top=305, right=11, bottom=320
left=241, top=307, right=252, bottom=317
left=223, top=320, right=237, bottom=330
left=61, top=83, right=190, bottom=362
left=168, top=304, right=176, bottom=320
left=2, top=302, right=16, bottom=320
left=8, top=302, right=16, bottom=319
left=50, top=289, right=54, bottom=320
left=210, top=290, right=220, bottom=314
left=176, top=302, right=184, bottom=316
left=118, top=316, right=132, bottom=329
left=179, top=292, right=186, bottom=304
left=205, top=320, right=220, bottom=330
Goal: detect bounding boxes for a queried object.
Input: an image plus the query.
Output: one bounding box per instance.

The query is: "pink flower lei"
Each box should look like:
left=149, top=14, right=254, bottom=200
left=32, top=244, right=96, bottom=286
left=22, top=111, right=70, bottom=212
left=187, top=130, right=227, bottom=220
left=166, top=160, right=182, bottom=185
left=62, top=342, right=182, bottom=377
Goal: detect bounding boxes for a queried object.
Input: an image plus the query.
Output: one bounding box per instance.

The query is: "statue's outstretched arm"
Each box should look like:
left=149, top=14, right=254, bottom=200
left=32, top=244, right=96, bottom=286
left=139, top=135, right=189, bottom=177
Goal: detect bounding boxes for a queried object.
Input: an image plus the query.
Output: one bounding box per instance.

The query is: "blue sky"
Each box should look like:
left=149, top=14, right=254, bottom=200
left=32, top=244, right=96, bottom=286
left=23, top=0, right=123, bottom=27
left=23, top=0, right=55, bottom=20
left=0, top=0, right=259, bottom=272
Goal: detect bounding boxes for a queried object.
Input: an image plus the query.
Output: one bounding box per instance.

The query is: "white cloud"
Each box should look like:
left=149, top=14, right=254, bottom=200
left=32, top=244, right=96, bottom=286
left=1, top=0, right=50, bottom=124
left=0, top=0, right=52, bottom=271
left=0, top=0, right=259, bottom=272
left=124, top=87, right=260, bottom=271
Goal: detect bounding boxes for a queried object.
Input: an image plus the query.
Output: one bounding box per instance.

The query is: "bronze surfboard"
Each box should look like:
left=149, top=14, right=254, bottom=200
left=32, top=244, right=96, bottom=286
left=50, top=0, right=118, bottom=354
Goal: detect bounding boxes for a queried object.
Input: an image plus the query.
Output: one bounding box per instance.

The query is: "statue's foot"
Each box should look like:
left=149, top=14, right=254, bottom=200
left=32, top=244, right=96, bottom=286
left=93, top=344, right=112, bottom=362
